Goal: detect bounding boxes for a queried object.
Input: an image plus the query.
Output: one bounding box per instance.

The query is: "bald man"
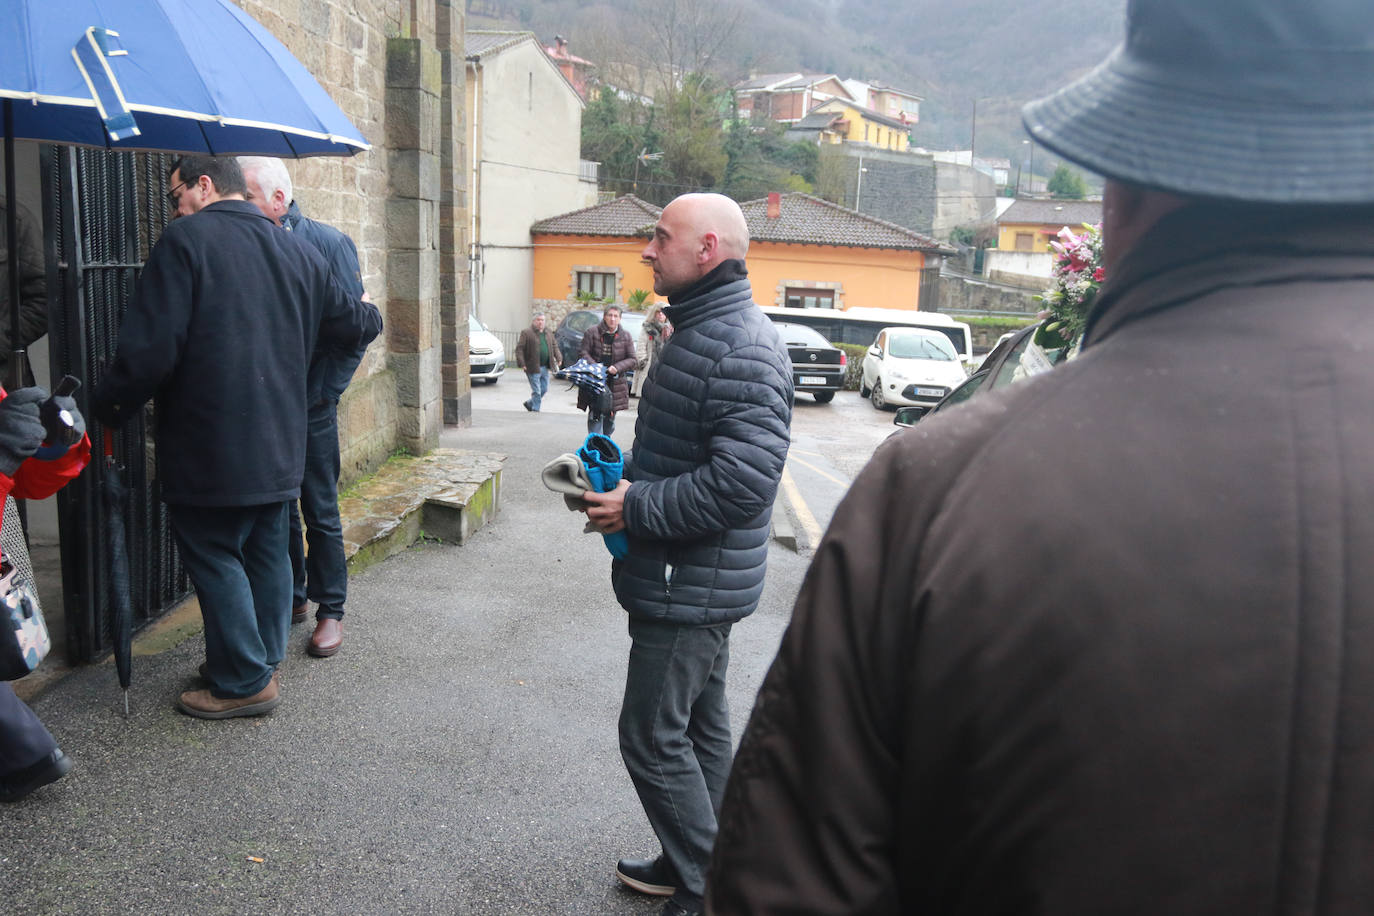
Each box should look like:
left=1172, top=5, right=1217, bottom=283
left=584, top=193, right=793, bottom=916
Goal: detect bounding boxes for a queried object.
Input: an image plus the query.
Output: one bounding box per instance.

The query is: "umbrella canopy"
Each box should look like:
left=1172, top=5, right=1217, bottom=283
left=3, top=0, right=369, bottom=156
left=557, top=358, right=609, bottom=395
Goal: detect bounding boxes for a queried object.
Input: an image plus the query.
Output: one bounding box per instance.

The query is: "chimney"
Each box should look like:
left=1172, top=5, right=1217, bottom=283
left=767, top=192, right=781, bottom=219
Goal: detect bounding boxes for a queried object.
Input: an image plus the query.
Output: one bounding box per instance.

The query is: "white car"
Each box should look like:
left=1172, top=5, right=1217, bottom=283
left=468, top=314, right=505, bottom=384
left=860, top=326, right=967, bottom=411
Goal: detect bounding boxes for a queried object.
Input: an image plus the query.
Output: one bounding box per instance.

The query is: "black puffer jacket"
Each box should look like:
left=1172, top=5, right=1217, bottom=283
left=614, top=261, right=793, bottom=625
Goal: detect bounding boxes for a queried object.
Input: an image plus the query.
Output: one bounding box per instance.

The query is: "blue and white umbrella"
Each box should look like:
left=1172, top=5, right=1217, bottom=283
left=4, top=0, right=370, bottom=156
left=557, top=358, right=609, bottom=396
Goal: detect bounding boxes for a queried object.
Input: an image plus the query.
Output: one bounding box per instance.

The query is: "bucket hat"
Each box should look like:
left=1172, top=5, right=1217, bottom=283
left=1022, top=0, right=1374, bottom=203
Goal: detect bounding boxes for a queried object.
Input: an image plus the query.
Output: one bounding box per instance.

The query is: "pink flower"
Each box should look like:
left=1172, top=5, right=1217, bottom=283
left=1093, top=267, right=1105, bottom=282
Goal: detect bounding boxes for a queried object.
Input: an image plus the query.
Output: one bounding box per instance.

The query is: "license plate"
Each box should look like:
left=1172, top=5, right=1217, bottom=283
left=799, top=376, right=827, bottom=386
left=915, top=387, right=944, bottom=397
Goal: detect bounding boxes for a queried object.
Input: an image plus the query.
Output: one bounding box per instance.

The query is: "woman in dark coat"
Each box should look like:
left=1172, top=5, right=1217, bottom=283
left=576, top=305, right=637, bottom=435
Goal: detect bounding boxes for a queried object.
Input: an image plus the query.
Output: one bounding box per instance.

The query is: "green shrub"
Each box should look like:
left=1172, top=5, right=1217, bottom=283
left=836, top=343, right=868, bottom=390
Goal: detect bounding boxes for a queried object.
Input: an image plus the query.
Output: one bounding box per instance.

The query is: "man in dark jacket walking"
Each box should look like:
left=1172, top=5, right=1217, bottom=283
left=93, top=156, right=381, bottom=719
left=239, top=156, right=367, bottom=659
left=576, top=306, right=636, bottom=434
left=515, top=312, right=560, bottom=412
left=584, top=193, right=792, bottom=916
left=707, top=2, right=1374, bottom=913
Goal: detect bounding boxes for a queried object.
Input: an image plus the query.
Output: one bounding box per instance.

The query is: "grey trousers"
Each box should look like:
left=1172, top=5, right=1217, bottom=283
left=620, top=617, right=733, bottom=909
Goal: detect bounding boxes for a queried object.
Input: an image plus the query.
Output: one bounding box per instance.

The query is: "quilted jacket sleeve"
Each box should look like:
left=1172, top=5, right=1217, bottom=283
left=623, top=341, right=791, bottom=541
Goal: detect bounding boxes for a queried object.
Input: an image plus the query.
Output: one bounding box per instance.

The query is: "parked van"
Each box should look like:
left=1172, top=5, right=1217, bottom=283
left=759, top=306, right=974, bottom=366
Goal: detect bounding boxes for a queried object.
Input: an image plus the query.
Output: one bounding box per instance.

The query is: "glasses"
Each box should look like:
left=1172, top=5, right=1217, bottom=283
left=165, top=180, right=189, bottom=206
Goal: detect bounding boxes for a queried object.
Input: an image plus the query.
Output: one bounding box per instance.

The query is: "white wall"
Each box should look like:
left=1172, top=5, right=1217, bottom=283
left=985, top=249, right=1053, bottom=280
left=472, top=41, right=598, bottom=335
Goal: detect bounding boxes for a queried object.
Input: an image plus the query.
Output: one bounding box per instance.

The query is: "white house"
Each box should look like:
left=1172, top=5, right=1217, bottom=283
left=465, top=31, right=599, bottom=335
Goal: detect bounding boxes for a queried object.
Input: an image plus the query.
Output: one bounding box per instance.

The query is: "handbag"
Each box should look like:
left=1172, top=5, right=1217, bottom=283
left=0, top=494, right=49, bottom=681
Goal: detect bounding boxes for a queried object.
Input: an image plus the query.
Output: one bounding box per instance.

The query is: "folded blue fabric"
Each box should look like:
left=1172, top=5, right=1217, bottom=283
left=578, top=432, right=628, bottom=559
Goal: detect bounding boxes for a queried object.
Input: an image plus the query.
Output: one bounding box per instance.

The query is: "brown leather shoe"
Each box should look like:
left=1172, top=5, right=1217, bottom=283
left=291, top=602, right=310, bottom=625
left=177, top=673, right=279, bottom=719
left=307, top=618, right=342, bottom=658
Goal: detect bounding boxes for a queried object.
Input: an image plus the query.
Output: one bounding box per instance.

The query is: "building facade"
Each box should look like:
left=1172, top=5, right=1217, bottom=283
left=530, top=193, right=954, bottom=316
left=466, top=31, right=598, bottom=337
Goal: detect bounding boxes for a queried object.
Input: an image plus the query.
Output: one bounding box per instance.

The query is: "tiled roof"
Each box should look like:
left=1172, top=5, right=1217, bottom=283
left=998, top=198, right=1102, bottom=227
left=867, top=80, right=924, bottom=101
left=465, top=30, right=533, bottom=59
left=735, top=73, right=844, bottom=93
left=530, top=195, right=661, bottom=236
left=789, top=110, right=842, bottom=131
left=739, top=193, right=954, bottom=254
left=811, top=99, right=910, bottom=131
left=532, top=193, right=955, bottom=254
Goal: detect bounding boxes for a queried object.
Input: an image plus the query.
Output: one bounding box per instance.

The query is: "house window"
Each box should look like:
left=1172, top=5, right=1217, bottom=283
left=1014, top=232, right=1035, bottom=251
left=577, top=271, right=617, bottom=300
left=785, top=287, right=836, bottom=309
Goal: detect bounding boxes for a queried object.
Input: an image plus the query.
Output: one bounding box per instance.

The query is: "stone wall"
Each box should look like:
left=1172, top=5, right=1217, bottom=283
left=818, top=145, right=937, bottom=235
left=236, top=0, right=470, bottom=477
left=938, top=273, right=1040, bottom=316
left=933, top=161, right=999, bottom=238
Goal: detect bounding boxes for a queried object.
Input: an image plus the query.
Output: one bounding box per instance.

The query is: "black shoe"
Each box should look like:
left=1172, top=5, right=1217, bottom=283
left=0, top=749, right=72, bottom=802
left=661, top=900, right=702, bottom=916
left=616, top=856, right=676, bottom=897
left=523, top=399, right=533, bottom=411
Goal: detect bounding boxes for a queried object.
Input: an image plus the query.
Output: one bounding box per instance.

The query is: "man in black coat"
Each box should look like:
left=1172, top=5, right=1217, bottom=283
left=584, top=193, right=792, bottom=916
left=93, top=155, right=381, bottom=720
left=239, top=156, right=367, bottom=660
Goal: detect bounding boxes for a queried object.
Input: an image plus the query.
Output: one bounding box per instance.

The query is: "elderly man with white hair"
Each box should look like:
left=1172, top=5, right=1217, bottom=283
left=583, top=193, right=792, bottom=916
left=239, top=156, right=367, bottom=660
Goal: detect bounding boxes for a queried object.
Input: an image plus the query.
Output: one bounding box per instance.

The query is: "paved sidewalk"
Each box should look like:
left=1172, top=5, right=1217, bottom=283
left=0, top=383, right=809, bottom=916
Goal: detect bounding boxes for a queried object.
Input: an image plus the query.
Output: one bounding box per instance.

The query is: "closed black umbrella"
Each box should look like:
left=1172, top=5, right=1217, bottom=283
left=100, top=443, right=132, bottom=715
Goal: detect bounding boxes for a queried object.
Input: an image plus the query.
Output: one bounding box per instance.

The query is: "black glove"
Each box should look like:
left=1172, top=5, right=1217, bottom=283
left=0, top=387, right=49, bottom=477
left=42, top=392, right=86, bottom=447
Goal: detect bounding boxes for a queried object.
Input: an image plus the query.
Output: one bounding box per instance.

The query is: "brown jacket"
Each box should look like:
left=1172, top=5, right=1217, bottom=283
left=576, top=321, right=635, bottom=413
left=709, top=206, right=1374, bottom=914
left=515, top=324, right=560, bottom=373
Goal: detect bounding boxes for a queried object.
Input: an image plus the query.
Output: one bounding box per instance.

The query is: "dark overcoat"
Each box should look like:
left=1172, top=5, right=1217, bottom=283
left=93, top=200, right=381, bottom=507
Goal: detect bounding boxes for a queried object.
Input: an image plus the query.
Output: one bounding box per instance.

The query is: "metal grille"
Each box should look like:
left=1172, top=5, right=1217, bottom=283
left=44, top=146, right=191, bottom=664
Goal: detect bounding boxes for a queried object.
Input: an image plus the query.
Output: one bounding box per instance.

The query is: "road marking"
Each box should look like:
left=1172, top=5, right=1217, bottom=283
left=790, top=448, right=824, bottom=458
left=781, top=466, right=823, bottom=547
left=787, top=454, right=849, bottom=487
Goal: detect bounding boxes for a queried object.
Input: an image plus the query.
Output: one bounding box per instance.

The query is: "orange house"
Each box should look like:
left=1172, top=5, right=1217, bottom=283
left=530, top=193, right=954, bottom=314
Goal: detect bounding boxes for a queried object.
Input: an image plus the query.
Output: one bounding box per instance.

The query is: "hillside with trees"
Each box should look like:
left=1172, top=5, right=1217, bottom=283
left=469, top=0, right=1125, bottom=163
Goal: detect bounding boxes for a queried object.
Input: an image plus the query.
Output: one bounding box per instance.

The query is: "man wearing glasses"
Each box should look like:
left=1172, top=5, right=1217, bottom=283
left=94, top=155, right=381, bottom=719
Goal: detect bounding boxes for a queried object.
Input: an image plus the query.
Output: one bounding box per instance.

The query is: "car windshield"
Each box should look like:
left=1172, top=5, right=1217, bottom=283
left=469, top=314, right=491, bottom=333
left=888, top=333, right=956, bottom=361
left=564, top=311, right=601, bottom=333
left=776, top=324, right=830, bottom=347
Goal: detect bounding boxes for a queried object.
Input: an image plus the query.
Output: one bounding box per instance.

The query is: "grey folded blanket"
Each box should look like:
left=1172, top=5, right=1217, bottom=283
left=541, top=452, right=593, bottom=511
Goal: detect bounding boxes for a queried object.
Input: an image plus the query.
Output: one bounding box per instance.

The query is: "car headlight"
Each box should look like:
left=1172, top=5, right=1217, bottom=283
left=885, top=365, right=909, bottom=382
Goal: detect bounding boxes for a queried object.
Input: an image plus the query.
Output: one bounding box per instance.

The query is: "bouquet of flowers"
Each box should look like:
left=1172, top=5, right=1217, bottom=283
left=1033, top=222, right=1103, bottom=356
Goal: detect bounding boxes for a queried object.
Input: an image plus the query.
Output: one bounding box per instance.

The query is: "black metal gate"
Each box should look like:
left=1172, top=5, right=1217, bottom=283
left=42, top=145, right=190, bottom=665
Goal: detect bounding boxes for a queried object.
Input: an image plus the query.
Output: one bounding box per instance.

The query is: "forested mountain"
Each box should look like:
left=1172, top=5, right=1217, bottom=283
left=468, top=0, right=1125, bottom=163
